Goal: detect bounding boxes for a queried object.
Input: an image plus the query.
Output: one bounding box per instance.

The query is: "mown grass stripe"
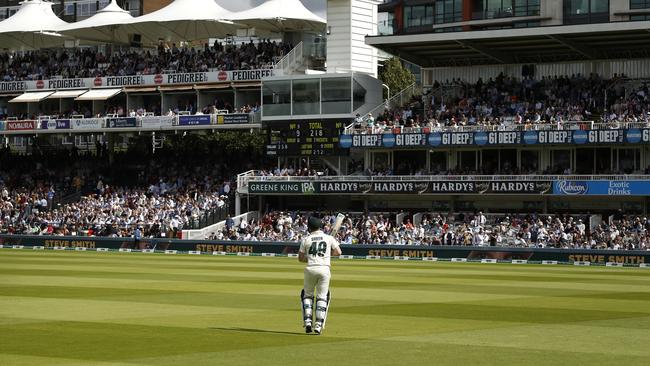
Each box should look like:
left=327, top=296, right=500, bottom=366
left=1, top=250, right=650, bottom=366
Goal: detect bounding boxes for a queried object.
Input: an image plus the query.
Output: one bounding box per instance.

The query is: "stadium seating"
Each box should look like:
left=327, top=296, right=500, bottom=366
left=0, top=40, right=291, bottom=81
left=208, top=211, right=650, bottom=250
left=348, top=74, right=649, bottom=134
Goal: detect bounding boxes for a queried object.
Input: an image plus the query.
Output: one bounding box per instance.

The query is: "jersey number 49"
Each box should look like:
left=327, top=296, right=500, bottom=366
left=309, top=241, right=326, bottom=257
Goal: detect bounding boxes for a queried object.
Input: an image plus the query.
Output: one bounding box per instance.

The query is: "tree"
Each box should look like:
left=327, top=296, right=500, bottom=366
left=379, top=57, right=416, bottom=99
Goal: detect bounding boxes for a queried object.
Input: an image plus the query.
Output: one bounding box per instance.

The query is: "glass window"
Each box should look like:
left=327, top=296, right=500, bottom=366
left=262, top=80, right=291, bottom=116
left=404, top=4, right=435, bottom=28
left=566, top=0, right=589, bottom=14
left=352, top=81, right=366, bottom=112
left=563, top=0, right=609, bottom=24
left=631, top=0, right=650, bottom=9
left=474, top=0, right=539, bottom=19
left=590, top=0, right=608, bottom=12
left=292, top=79, right=320, bottom=115
left=514, top=0, right=540, bottom=16
left=322, top=77, right=351, bottom=114
left=433, top=0, right=462, bottom=24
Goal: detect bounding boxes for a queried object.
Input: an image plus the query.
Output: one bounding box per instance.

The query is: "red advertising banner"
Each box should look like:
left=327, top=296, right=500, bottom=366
left=6, top=120, right=36, bottom=131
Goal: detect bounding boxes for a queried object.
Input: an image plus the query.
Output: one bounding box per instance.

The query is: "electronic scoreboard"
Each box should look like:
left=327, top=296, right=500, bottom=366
left=266, top=119, right=350, bottom=156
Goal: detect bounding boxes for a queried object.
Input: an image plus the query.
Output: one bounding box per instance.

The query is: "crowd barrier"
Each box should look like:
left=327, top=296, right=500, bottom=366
left=1, top=234, right=648, bottom=265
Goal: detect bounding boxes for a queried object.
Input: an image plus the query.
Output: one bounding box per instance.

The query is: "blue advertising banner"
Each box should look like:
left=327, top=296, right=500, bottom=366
left=343, top=129, right=650, bottom=149
left=553, top=180, right=650, bottom=196
left=40, top=119, right=70, bottom=130
left=106, top=117, right=137, bottom=128
left=179, top=115, right=211, bottom=126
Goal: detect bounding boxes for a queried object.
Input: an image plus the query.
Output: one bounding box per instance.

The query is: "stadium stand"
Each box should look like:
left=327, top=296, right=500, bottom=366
left=0, top=40, right=291, bottom=81
left=210, top=211, right=649, bottom=250
left=349, top=74, right=650, bottom=134
left=0, top=131, right=269, bottom=237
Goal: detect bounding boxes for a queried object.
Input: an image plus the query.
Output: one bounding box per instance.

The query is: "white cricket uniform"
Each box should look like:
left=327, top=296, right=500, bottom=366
left=299, top=230, right=340, bottom=299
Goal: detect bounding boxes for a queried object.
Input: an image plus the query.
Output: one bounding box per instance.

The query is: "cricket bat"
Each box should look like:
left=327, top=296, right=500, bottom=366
left=330, top=213, right=345, bottom=235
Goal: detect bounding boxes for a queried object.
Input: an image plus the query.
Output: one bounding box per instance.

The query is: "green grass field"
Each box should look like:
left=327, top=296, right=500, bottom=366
left=1, top=250, right=650, bottom=365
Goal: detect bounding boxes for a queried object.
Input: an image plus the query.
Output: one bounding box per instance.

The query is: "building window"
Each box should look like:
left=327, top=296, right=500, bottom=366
left=404, top=1, right=463, bottom=29
left=435, top=0, right=463, bottom=24
left=563, top=0, right=609, bottom=24
left=513, top=0, right=540, bottom=17
left=631, top=0, right=650, bottom=9
left=404, top=4, right=434, bottom=28
left=472, top=1, right=539, bottom=20
left=0, top=7, right=17, bottom=20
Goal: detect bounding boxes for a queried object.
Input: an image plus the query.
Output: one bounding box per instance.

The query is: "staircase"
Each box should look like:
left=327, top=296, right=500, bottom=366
left=273, top=42, right=305, bottom=76
left=308, top=156, right=343, bottom=176
left=346, top=82, right=422, bottom=132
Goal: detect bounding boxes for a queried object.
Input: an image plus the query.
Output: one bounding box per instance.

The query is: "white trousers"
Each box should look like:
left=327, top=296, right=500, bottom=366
left=303, top=265, right=331, bottom=299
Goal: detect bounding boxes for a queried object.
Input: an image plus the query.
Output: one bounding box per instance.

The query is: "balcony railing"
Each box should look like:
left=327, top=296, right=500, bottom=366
left=0, top=112, right=261, bottom=133
left=344, top=121, right=650, bottom=135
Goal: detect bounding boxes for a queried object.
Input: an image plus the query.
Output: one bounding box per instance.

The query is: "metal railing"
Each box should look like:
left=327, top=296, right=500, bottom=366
left=0, top=112, right=260, bottom=133
left=186, top=205, right=229, bottom=230
left=343, top=120, right=650, bottom=135
left=346, top=82, right=421, bottom=133
left=182, top=211, right=259, bottom=240
left=273, top=42, right=304, bottom=76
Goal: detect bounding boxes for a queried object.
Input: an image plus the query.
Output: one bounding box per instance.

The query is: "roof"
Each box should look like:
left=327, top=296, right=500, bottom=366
left=47, top=90, right=88, bottom=99
left=0, top=0, right=68, bottom=49
left=57, top=1, right=133, bottom=44
left=9, top=91, right=54, bottom=103
left=366, top=21, right=650, bottom=67
left=0, top=0, right=67, bottom=32
left=228, top=0, right=326, bottom=33
left=75, top=88, right=122, bottom=101
left=123, top=0, right=238, bottom=43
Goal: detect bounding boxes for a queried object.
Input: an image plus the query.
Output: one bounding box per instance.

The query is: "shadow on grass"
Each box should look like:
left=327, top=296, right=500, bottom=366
left=209, top=327, right=305, bottom=336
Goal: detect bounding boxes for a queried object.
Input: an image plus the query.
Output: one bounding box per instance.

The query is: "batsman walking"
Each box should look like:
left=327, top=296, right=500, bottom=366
left=299, top=216, right=342, bottom=335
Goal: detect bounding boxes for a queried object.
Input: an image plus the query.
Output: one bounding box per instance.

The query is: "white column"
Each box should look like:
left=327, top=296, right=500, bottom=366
left=610, top=0, right=630, bottom=22
left=327, top=0, right=380, bottom=77
left=540, top=0, right=563, bottom=26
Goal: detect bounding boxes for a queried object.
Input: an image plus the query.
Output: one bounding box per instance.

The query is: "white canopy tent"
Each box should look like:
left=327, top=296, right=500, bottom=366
left=57, top=1, right=134, bottom=44
left=122, top=0, right=239, bottom=44
left=0, top=0, right=68, bottom=50
left=228, top=0, right=326, bottom=34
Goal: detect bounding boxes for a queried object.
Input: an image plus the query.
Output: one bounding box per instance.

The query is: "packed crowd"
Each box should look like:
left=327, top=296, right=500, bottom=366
left=0, top=40, right=291, bottom=81
left=358, top=73, right=650, bottom=133
left=0, top=181, right=228, bottom=237
left=254, top=165, right=329, bottom=177
left=214, top=211, right=650, bottom=250
left=0, top=131, right=270, bottom=237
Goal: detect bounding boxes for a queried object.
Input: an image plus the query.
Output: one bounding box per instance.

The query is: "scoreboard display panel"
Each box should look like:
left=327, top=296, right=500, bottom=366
left=266, top=119, right=350, bottom=156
